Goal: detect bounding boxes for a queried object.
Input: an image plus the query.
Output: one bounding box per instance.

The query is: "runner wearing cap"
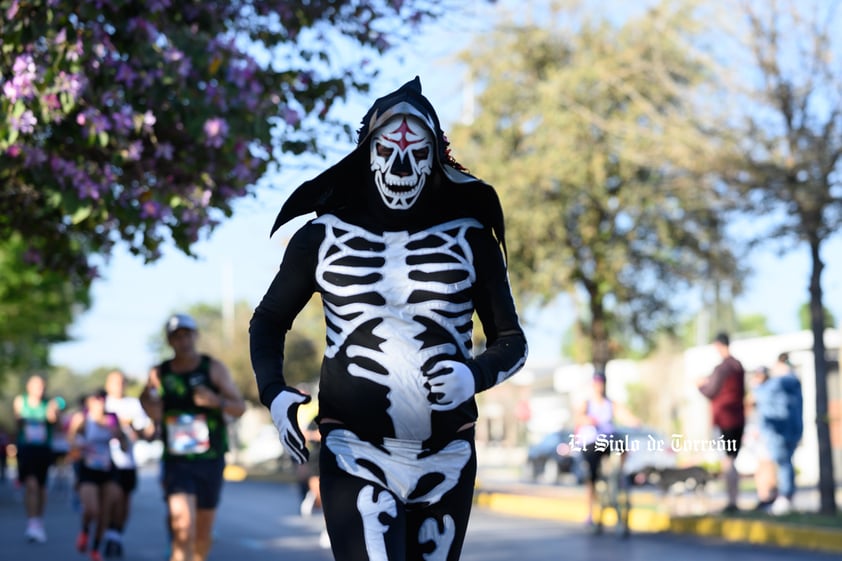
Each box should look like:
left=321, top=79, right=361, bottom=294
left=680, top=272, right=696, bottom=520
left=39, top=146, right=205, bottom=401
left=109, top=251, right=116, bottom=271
left=141, top=313, right=245, bottom=561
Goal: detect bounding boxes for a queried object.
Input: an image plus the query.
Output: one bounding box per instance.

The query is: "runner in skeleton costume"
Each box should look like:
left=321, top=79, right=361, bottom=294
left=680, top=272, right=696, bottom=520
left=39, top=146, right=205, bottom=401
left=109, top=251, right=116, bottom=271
left=250, top=77, right=527, bottom=561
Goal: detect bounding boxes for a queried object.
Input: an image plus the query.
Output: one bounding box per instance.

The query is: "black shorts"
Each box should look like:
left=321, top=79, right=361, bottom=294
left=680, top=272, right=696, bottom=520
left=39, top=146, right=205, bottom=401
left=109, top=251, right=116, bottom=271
left=582, top=444, right=611, bottom=483
left=719, top=426, right=744, bottom=458
left=78, top=464, right=114, bottom=486
left=163, top=457, right=225, bottom=510
left=17, top=445, right=54, bottom=486
left=113, top=468, right=138, bottom=494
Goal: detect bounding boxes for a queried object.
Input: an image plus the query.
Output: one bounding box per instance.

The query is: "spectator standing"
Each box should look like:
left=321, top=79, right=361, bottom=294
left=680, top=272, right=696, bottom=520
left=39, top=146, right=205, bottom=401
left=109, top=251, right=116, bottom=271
left=767, top=353, right=803, bottom=515
left=747, top=366, right=778, bottom=510
left=575, top=371, right=640, bottom=527
left=697, top=332, right=746, bottom=513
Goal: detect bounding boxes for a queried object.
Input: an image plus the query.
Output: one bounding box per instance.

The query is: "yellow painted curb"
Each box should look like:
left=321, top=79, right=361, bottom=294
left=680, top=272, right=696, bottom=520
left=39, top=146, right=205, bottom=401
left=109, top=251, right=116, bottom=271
left=223, top=464, right=248, bottom=482
left=474, top=490, right=669, bottom=532
left=669, top=515, right=842, bottom=554
left=474, top=490, right=842, bottom=554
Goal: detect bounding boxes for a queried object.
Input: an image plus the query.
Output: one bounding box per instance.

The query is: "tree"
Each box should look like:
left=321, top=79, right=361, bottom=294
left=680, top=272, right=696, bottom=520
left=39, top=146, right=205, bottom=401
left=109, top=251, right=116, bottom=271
left=0, top=0, right=478, bottom=377
left=0, top=233, right=89, bottom=379
left=799, top=302, right=836, bottom=332
left=716, top=0, right=841, bottom=514
left=448, top=0, right=741, bottom=371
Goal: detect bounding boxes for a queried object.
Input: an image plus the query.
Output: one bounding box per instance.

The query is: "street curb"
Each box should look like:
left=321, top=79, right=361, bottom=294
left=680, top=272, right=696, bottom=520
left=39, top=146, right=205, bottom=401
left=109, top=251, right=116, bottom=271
left=667, top=515, right=842, bottom=553
left=473, top=488, right=842, bottom=554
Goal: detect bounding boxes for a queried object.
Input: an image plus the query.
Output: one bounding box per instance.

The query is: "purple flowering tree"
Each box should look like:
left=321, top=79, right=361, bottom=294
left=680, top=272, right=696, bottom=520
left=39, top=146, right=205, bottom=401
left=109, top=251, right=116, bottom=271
left=0, top=0, right=467, bottom=372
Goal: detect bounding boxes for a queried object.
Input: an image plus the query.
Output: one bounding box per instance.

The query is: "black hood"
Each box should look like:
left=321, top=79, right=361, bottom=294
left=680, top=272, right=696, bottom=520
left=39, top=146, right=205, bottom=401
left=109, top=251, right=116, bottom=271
left=270, top=77, right=507, bottom=254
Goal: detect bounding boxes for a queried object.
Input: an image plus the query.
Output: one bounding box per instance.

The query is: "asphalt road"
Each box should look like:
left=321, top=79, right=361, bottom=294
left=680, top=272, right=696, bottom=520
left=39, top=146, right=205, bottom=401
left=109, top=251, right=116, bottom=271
left=0, top=466, right=836, bottom=561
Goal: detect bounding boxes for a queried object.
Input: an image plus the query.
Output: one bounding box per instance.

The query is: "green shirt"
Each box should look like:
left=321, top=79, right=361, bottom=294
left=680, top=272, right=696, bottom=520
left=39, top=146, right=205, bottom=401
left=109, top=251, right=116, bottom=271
left=16, top=397, right=52, bottom=447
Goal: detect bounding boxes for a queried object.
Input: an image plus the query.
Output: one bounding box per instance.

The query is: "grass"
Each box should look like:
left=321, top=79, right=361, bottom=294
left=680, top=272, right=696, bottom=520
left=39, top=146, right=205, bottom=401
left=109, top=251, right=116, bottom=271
left=723, top=508, right=842, bottom=529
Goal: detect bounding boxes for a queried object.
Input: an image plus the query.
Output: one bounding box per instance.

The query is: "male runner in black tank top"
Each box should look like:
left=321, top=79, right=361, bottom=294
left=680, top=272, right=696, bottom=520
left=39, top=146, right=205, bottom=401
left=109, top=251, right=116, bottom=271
left=141, top=313, right=246, bottom=561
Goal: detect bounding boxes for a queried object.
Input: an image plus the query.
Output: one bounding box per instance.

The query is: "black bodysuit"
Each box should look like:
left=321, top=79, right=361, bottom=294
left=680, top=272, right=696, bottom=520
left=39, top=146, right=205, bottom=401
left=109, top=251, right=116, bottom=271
left=250, top=76, right=527, bottom=561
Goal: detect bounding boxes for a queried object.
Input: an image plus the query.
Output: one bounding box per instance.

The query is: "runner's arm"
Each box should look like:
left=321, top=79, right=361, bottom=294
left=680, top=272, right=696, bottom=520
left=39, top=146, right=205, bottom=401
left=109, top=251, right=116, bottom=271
left=205, top=358, right=246, bottom=418
left=140, top=367, right=163, bottom=423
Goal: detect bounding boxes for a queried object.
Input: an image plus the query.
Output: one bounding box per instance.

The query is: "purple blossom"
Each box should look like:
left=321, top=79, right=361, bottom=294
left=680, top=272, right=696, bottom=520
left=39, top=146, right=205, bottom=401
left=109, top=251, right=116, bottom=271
left=155, top=142, right=174, bottom=160
left=141, top=110, right=156, bottom=134
left=67, top=39, right=83, bottom=62
left=282, top=107, right=301, bottom=126
left=10, top=110, right=37, bottom=134
left=232, top=163, right=253, bottom=182
left=56, top=71, right=84, bottom=99
left=55, top=28, right=67, bottom=45
left=203, top=117, right=229, bottom=148
left=43, top=93, right=62, bottom=115
left=125, top=141, right=143, bottom=161
left=141, top=200, right=163, bottom=219
left=164, top=47, right=191, bottom=77
left=24, top=147, right=47, bottom=167
left=115, top=63, right=136, bottom=86
left=91, top=112, right=110, bottom=133
left=163, top=47, right=184, bottom=63
left=111, top=106, right=133, bottom=134
left=6, top=0, right=19, bottom=19
left=148, top=0, right=171, bottom=13
left=3, top=54, right=37, bottom=102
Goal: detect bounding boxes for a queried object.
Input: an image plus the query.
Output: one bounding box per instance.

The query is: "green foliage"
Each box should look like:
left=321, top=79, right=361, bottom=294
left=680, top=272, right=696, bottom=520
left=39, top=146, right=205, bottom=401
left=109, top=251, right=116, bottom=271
left=799, top=303, right=836, bottom=331
left=448, top=0, right=742, bottom=368
left=0, top=0, right=475, bottom=385
left=0, top=234, right=90, bottom=382
left=736, top=313, right=772, bottom=338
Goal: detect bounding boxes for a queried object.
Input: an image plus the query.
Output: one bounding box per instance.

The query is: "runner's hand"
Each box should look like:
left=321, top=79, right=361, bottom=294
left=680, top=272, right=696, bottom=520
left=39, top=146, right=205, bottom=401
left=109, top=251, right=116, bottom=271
left=269, top=388, right=311, bottom=464
left=423, top=360, right=475, bottom=411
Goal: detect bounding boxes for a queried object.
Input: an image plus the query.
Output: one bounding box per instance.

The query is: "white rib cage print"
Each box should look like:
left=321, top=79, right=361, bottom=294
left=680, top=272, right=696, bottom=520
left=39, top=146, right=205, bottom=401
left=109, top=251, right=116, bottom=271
left=312, top=214, right=482, bottom=440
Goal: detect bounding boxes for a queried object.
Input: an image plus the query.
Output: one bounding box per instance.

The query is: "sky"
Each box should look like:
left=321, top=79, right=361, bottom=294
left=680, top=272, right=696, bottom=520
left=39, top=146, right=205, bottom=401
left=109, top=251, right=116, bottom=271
left=49, top=3, right=842, bottom=379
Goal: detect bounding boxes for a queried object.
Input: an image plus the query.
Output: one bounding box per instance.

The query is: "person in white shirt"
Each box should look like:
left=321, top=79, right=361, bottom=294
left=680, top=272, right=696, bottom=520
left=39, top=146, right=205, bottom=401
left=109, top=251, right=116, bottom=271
left=103, top=370, right=155, bottom=558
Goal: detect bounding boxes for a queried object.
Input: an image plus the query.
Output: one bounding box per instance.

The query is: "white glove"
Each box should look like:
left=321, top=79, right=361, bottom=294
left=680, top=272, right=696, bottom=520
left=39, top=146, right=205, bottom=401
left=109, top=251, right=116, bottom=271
left=269, top=388, right=311, bottom=464
left=423, top=360, right=476, bottom=411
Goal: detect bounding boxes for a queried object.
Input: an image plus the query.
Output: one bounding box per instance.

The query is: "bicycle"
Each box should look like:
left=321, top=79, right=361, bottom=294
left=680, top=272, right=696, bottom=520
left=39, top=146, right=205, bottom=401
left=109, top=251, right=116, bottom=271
left=592, top=445, right=631, bottom=538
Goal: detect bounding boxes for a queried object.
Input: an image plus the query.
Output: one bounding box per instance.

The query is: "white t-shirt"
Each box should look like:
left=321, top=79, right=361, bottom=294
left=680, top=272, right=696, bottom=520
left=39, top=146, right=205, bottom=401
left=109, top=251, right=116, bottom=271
left=105, top=395, right=150, bottom=470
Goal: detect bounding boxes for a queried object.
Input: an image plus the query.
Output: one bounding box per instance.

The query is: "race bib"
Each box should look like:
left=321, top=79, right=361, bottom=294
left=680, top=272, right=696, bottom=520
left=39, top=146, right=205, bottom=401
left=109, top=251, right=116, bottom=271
left=85, top=446, right=112, bottom=471
left=166, top=413, right=210, bottom=456
left=23, top=421, right=48, bottom=445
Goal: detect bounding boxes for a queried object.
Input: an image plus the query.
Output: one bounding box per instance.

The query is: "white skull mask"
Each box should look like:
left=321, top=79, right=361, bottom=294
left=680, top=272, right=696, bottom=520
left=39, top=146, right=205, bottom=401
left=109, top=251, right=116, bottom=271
left=369, top=115, right=434, bottom=210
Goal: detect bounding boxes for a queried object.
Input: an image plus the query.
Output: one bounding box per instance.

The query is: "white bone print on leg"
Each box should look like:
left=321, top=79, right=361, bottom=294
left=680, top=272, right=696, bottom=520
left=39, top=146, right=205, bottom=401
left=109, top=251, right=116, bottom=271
left=357, top=484, right=398, bottom=561
left=419, top=515, right=455, bottom=561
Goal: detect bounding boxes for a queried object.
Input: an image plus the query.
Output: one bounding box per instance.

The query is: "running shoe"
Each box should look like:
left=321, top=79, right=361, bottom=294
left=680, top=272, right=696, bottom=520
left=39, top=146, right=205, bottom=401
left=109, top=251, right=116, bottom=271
left=76, top=531, right=88, bottom=552
left=25, top=519, right=47, bottom=543
left=104, top=538, right=124, bottom=559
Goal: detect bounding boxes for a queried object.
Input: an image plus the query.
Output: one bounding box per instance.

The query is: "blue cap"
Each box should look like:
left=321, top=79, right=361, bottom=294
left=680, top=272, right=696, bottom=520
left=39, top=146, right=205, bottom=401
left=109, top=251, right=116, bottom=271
left=165, top=313, right=198, bottom=335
